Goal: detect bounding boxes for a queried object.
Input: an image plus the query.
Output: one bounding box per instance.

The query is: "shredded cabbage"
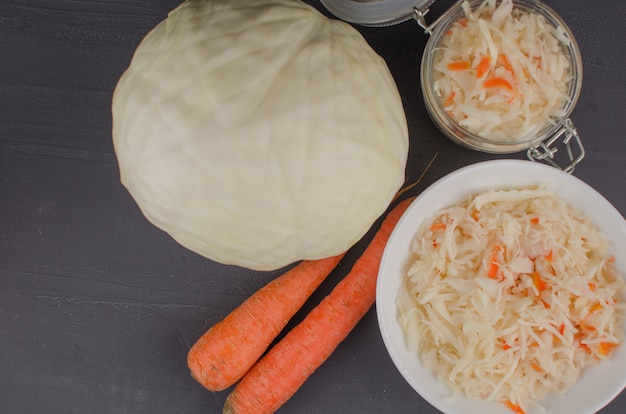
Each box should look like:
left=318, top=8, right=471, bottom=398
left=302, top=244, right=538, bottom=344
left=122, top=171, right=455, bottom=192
left=432, top=0, right=573, bottom=142
left=397, top=184, right=625, bottom=412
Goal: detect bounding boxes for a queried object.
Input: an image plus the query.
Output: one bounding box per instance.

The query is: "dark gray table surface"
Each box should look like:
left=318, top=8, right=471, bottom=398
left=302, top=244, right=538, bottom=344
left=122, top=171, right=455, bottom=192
left=1, top=1, right=625, bottom=413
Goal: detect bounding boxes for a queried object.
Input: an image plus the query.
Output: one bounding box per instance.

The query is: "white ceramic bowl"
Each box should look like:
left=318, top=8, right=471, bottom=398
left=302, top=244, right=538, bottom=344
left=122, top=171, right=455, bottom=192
left=376, top=159, right=626, bottom=414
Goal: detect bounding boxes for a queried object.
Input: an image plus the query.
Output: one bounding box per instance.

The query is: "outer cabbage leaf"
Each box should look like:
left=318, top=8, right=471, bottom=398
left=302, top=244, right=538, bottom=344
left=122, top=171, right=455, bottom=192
left=112, top=0, right=408, bottom=270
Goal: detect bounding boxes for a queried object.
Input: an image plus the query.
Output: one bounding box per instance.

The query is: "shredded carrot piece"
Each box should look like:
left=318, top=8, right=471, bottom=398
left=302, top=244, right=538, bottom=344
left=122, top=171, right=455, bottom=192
left=444, top=91, right=456, bottom=107
left=430, top=221, right=447, bottom=232
left=499, top=338, right=512, bottom=350
left=529, top=217, right=539, bottom=224
left=457, top=17, right=469, bottom=27
left=498, top=54, right=514, bottom=72
left=488, top=245, right=501, bottom=279
left=588, top=282, right=596, bottom=291
left=608, top=255, right=616, bottom=263
left=579, top=318, right=596, bottom=331
left=558, top=323, right=565, bottom=335
left=580, top=343, right=592, bottom=354
left=545, top=250, right=554, bottom=262
left=540, top=298, right=550, bottom=309
left=577, top=335, right=592, bottom=354
left=447, top=61, right=471, bottom=71
left=504, top=400, right=526, bottom=414
left=531, top=362, right=543, bottom=372
left=599, top=341, right=619, bottom=356
left=483, top=76, right=514, bottom=91
left=531, top=272, right=547, bottom=293
left=470, top=209, right=479, bottom=221
left=590, top=302, right=603, bottom=313
left=476, top=55, right=491, bottom=78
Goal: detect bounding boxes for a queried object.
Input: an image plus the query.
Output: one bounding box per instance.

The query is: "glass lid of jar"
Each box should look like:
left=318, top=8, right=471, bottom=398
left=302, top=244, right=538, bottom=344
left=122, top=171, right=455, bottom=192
left=320, top=0, right=435, bottom=26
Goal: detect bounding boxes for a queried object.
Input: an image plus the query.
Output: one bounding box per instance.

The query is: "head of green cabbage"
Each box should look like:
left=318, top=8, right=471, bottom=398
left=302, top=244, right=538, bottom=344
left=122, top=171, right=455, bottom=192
left=112, top=0, right=408, bottom=271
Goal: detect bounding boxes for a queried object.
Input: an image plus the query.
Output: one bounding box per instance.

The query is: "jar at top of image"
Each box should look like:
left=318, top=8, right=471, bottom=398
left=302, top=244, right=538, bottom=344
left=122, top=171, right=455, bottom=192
left=321, top=0, right=585, bottom=173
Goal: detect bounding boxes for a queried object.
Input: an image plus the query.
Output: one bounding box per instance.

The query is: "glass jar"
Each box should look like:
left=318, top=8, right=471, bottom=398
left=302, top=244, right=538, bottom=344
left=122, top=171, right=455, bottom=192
left=320, top=0, right=585, bottom=172
left=320, top=0, right=435, bottom=27
left=418, top=0, right=584, bottom=172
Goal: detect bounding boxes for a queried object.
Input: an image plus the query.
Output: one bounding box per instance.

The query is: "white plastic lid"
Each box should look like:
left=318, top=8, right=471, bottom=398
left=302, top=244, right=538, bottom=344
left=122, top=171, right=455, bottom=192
left=320, top=0, right=434, bottom=26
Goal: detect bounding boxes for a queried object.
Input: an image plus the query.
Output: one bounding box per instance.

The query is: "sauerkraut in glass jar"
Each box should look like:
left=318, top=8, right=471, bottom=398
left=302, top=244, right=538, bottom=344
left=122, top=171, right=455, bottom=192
left=418, top=0, right=584, bottom=170
left=321, top=0, right=585, bottom=172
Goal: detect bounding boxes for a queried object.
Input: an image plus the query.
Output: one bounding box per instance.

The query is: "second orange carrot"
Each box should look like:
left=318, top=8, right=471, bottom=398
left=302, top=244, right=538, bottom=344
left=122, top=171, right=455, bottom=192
left=223, top=197, right=414, bottom=414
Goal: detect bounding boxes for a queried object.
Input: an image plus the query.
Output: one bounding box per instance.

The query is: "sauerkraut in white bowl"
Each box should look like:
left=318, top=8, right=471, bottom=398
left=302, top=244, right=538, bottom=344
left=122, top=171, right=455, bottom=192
left=376, top=160, right=626, bottom=414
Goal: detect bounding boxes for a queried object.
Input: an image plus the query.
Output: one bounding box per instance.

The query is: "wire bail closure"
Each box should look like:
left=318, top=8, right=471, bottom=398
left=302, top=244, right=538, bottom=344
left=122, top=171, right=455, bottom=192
left=413, top=0, right=462, bottom=34
left=527, top=118, right=585, bottom=174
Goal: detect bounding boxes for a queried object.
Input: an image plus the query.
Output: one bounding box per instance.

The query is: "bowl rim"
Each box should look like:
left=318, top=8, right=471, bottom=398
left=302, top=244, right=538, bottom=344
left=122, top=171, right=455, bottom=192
left=376, top=159, right=626, bottom=414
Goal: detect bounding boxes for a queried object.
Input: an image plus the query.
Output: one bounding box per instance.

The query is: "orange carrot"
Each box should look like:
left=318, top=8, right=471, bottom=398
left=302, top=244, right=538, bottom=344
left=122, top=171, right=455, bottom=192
left=476, top=55, right=491, bottom=78
left=223, top=197, right=414, bottom=414
left=505, top=400, right=526, bottom=414
left=589, top=302, right=603, bottom=313
left=488, top=245, right=501, bottom=279
left=580, top=322, right=596, bottom=332
left=444, top=90, right=456, bottom=107
left=498, top=54, right=514, bottom=72
left=531, top=271, right=547, bottom=293
left=599, top=341, right=619, bottom=356
left=483, top=77, right=514, bottom=91
left=187, top=253, right=344, bottom=392
left=430, top=221, right=447, bottom=232
left=579, top=342, right=592, bottom=354
left=470, top=209, right=479, bottom=221
left=448, top=61, right=471, bottom=71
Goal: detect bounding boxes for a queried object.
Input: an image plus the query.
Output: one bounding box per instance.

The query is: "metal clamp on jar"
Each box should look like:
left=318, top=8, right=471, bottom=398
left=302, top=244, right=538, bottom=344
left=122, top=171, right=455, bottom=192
left=321, top=0, right=585, bottom=173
